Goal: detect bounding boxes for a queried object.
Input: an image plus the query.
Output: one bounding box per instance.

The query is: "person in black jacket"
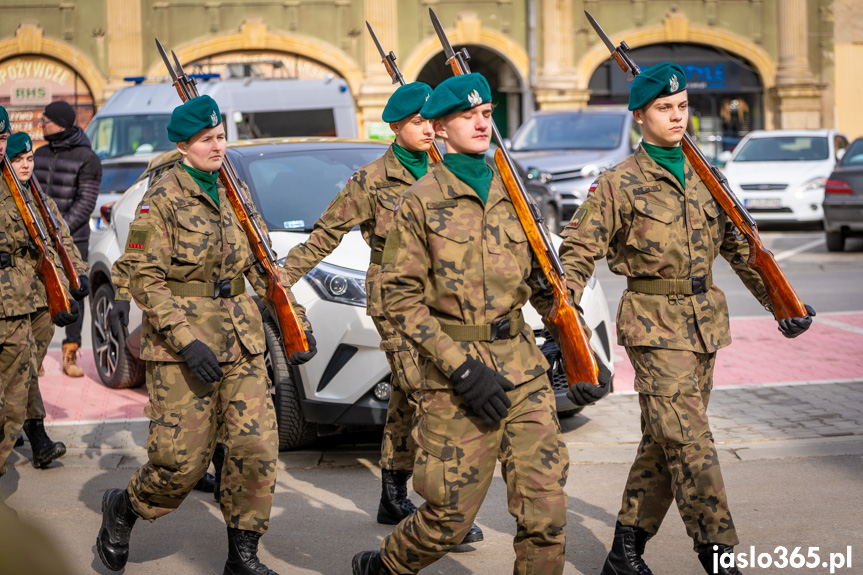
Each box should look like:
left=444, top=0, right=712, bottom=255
left=34, top=101, right=98, bottom=377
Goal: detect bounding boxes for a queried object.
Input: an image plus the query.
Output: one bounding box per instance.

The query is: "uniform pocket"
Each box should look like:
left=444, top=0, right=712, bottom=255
left=174, top=209, right=213, bottom=265
left=626, top=197, right=675, bottom=256
left=143, top=402, right=181, bottom=470
left=413, top=424, right=456, bottom=508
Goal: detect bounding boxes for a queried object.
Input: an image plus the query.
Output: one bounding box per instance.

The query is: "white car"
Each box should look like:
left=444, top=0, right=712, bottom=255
left=723, top=129, right=849, bottom=223
left=87, top=138, right=615, bottom=450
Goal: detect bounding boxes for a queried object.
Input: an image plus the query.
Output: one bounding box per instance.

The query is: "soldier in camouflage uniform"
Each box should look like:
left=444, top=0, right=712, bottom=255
left=280, top=82, right=483, bottom=544
left=558, top=63, right=814, bottom=575
left=7, top=132, right=89, bottom=469
left=95, top=96, right=316, bottom=575
left=0, top=108, right=80, bottom=515
left=352, top=73, right=569, bottom=575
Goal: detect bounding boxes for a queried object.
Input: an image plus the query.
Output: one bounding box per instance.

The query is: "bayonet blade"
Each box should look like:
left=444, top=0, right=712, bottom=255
left=429, top=9, right=456, bottom=62
left=365, top=21, right=388, bottom=62
left=584, top=11, right=617, bottom=56
left=155, top=38, right=179, bottom=82
left=171, top=50, right=185, bottom=77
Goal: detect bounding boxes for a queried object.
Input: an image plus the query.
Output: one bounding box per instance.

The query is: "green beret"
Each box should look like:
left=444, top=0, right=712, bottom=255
left=0, top=105, right=9, bottom=134
left=167, top=95, right=222, bottom=142
left=382, top=82, right=433, bottom=123
left=6, top=132, right=33, bottom=159
left=420, top=73, right=492, bottom=120
left=628, top=62, right=687, bottom=111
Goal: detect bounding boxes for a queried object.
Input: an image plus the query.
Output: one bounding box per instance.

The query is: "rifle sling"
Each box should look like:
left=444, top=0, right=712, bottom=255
left=166, top=276, right=245, bottom=298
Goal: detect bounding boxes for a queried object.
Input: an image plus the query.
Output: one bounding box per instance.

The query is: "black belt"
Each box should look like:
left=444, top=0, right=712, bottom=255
left=626, top=273, right=712, bottom=296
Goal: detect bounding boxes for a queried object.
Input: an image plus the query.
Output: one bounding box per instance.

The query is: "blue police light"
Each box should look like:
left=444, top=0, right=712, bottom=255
left=123, top=76, right=147, bottom=84
left=189, top=73, right=221, bottom=82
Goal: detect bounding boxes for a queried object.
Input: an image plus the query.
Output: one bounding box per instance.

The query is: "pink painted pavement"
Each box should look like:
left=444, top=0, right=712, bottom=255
left=37, top=314, right=863, bottom=423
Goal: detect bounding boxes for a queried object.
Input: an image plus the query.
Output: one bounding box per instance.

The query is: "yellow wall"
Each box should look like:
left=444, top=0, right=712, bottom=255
left=834, top=43, right=863, bottom=141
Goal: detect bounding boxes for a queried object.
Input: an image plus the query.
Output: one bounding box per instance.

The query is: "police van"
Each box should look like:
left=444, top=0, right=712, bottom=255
left=85, top=77, right=358, bottom=160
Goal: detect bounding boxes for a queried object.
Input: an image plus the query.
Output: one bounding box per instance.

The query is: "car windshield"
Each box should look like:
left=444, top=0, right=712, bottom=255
left=100, top=163, right=148, bottom=193
left=239, top=146, right=386, bottom=232
left=839, top=140, right=863, bottom=166
left=733, top=136, right=829, bottom=162
left=86, top=114, right=173, bottom=160
left=511, top=113, right=624, bottom=152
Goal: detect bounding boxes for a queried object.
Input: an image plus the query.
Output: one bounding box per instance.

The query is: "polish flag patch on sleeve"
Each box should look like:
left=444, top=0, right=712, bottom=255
left=139, top=205, right=150, bottom=213
left=588, top=181, right=599, bottom=193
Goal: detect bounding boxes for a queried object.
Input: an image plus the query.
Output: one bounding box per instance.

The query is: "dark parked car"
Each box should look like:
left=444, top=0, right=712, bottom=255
left=824, top=137, right=863, bottom=251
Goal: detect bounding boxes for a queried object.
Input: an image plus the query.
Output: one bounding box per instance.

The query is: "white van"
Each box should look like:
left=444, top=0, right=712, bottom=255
left=85, top=78, right=358, bottom=160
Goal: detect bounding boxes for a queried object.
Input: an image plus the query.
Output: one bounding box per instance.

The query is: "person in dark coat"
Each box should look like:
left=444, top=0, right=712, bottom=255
left=33, top=101, right=98, bottom=377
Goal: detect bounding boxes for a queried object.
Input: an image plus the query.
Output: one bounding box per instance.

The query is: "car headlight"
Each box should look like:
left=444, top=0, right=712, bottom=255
left=800, top=177, right=826, bottom=193
left=304, top=261, right=367, bottom=307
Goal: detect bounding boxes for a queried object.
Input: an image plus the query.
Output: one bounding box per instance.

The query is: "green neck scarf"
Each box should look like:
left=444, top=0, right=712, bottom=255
left=442, top=153, right=493, bottom=204
left=642, top=142, right=685, bottom=189
left=181, top=163, right=220, bottom=207
left=392, top=142, right=429, bottom=182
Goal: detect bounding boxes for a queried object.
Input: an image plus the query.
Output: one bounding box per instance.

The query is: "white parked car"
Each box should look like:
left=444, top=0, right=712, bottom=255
left=723, top=129, right=849, bottom=223
left=88, top=138, right=615, bottom=450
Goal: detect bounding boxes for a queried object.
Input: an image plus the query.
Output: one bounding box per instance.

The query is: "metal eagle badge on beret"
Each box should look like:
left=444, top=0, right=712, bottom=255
left=0, top=120, right=5, bottom=132
left=670, top=74, right=679, bottom=92
left=468, top=89, right=482, bottom=107
left=210, top=110, right=219, bottom=127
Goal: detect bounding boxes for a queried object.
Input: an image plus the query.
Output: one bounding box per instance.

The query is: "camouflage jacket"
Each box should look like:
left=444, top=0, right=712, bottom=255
left=0, top=179, right=65, bottom=318
left=32, top=193, right=87, bottom=310
left=281, top=145, right=414, bottom=318
left=559, top=144, right=771, bottom=353
left=119, top=163, right=308, bottom=363
left=381, top=162, right=555, bottom=390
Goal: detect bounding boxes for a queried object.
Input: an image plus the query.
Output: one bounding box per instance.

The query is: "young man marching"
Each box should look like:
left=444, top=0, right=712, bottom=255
left=280, top=82, right=482, bottom=545
left=352, top=73, right=569, bottom=575
left=95, top=96, right=316, bottom=575
left=558, top=63, right=815, bottom=575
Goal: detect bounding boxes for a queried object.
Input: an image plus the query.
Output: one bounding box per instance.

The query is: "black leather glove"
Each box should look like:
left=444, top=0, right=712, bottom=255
left=567, top=358, right=613, bottom=406
left=778, top=304, right=816, bottom=339
left=69, top=274, right=89, bottom=301
left=179, top=340, right=224, bottom=385
left=289, top=331, right=317, bottom=365
left=450, top=358, right=514, bottom=425
left=110, top=299, right=130, bottom=336
left=52, top=299, right=79, bottom=327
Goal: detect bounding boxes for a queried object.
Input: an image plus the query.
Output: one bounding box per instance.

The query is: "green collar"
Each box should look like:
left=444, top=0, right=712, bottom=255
left=641, top=142, right=685, bottom=189
left=441, top=153, right=493, bottom=204
left=181, top=163, right=220, bottom=206
left=391, top=142, right=429, bottom=182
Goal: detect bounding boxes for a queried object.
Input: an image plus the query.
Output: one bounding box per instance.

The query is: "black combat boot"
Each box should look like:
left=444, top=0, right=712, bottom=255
left=96, top=488, right=138, bottom=571
left=194, top=472, right=217, bottom=493
left=600, top=522, right=655, bottom=575
left=461, top=523, right=484, bottom=544
left=698, top=544, right=744, bottom=575
left=22, top=419, right=66, bottom=468
left=352, top=550, right=392, bottom=575
left=14, top=434, right=24, bottom=448
left=224, top=528, right=278, bottom=575
left=376, top=469, right=417, bottom=524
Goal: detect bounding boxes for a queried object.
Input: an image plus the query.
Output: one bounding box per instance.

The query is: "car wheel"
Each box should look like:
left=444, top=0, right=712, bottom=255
left=90, top=283, right=145, bottom=389
left=542, top=202, right=560, bottom=233
left=262, top=316, right=317, bottom=451
left=825, top=230, right=845, bottom=252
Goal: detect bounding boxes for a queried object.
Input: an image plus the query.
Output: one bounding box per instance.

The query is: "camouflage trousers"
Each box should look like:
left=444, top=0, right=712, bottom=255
left=25, top=307, right=53, bottom=420
left=373, top=317, right=420, bottom=472
left=618, top=346, right=738, bottom=549
left=0, top=315, right=35, bottom=476
left=381, top=373, right=569, bottom=575
left=127, top=351, right=278, bottom=533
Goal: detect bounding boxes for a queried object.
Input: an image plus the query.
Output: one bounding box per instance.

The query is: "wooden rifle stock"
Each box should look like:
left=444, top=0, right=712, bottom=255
left=495, top=151, right=599, bottom=386
left=429, top=8, right=598, bottom=386
left=583, top=11, right=807, bottom=324
left=1, top=156, right=71, bottom=321
left=155, top=39, right=308, bottom=355
left=30, top=176, right=81, bottom=291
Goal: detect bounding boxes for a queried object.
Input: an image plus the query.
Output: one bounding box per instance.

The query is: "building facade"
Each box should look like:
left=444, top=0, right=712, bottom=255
left=0, top=0, right=856, bottom=148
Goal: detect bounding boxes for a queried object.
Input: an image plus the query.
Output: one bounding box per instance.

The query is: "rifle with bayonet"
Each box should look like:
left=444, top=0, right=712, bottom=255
left=30, top=175, right=82, bottom=291
left=428, top=8, right=599, bottom=387
left=154, top=38, right=309, bottom=356
left=585, top=11, right=809, bottom=324
left=1, top=155, right=71, bottom=321
left=365, top=21, right=443, bottom=165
